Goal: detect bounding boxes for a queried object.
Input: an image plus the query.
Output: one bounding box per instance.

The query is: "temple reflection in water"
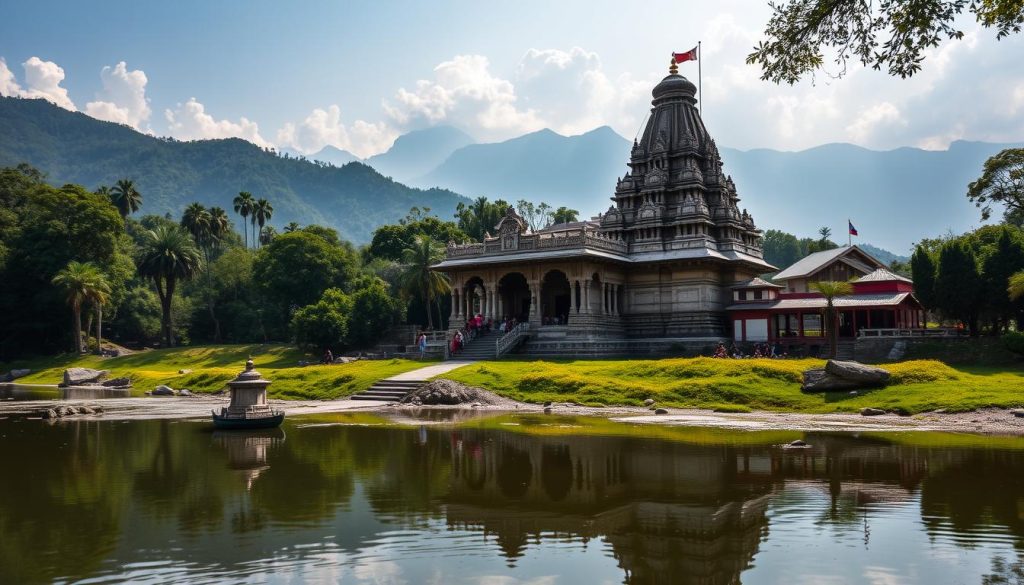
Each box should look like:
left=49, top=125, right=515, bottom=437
left=1, top=416, right=1021, bottom=585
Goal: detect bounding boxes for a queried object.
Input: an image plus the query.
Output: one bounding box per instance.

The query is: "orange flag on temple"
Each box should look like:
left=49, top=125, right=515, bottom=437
left=673, top=47, right=698, bottom=63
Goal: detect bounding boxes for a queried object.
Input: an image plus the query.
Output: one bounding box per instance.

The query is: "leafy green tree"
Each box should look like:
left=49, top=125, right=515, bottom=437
left=551, top=206, right=580, bottom=224
left=254, top=230, right=358, bottom=336
left=254, top=198, right=274, bottom=247
left=454, top=196, right=509, bottom=241
left=981, top=228, right=1024, bottom=332
left=400, top=236, right=450, bottom=330
left=110, top=178, right=142, bottom=219
left=300, top=224, right=343, bottom=246
left=232, top=191, right=255, bottom=248
left=1010, top=271, right=1024, bottom=301
left=348, top=276, right=405, bottom=348
left=369, top=210, right=469, bottom=261
left=967, top=148, right=1024, bottom=222
left=137, top=225, right=203, bottom=347
left=763, top=229, right=803, bottom=269
left=290, top=288, right=352, bottom=351
left=936, top=239, right=983, bottom=335
left=748, top=0, right=1024, bottom=84
left=809, top=280, right=853, bottom=359
left=51, top=261, right=109, bottom=353
left=911, top=245, right=939, bottom=310
left=112, top=285, right=163, bottom=343
left=259, top=225, right=277, bottom=247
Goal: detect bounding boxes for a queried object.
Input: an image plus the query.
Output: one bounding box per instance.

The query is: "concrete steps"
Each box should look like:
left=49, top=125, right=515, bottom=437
left=819, top=341, right=856, bottom=360
left=350, top=379, right=423, bottom=402
left=450, top=331, right=501, bottom=360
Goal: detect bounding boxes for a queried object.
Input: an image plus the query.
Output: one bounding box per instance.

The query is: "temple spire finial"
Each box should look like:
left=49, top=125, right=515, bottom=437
left=669, top=57, right=678, bottom=75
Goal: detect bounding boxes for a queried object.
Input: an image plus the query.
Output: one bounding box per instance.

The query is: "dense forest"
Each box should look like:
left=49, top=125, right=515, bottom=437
left=0, top=96, right=467, bottom=243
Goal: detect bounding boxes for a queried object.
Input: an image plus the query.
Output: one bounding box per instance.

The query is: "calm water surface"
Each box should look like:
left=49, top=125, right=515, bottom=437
left=1, top=412, right=1023, bottom=584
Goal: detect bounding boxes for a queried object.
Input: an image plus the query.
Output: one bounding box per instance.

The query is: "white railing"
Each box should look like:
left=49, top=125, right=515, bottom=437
left=496, top=322, right=530, bottom=358
left=858, top=328, right=959, bottom=338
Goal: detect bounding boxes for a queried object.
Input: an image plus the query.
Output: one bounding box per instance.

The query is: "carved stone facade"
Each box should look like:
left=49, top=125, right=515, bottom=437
left=434, top=64, right=773, bottom=351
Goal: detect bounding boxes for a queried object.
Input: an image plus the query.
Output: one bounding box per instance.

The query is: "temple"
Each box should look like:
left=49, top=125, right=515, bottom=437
left=433, top=61, right=772, bottom=356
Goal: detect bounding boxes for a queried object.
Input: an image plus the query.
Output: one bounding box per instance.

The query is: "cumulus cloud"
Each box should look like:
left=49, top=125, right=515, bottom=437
left=384, top=54, right=543, bottom=140
left=85, top=61, right=151, bottom=130
left=845, top=102, right=906, bottom=144
left=165, top=98, right=270, bottom=146
left=0, top=56, right=76, bottom=111
left=275, top=104, right=396, bottom=158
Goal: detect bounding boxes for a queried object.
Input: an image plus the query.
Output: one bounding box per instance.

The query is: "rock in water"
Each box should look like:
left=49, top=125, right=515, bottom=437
left=101, top=377, right=131, bottom=388
left=152, top=385, right=176, bottom=396
left=860, top=407, right=886, bottom=416
left=62, top=368, right=109, bottom=386
left=654, top=408, right=669, bottom=415
left=1009, top=408, right=1024, bottom=418
left=801, top=369, right=861, bottom=392
left=825, top=360, right=891, bottom=384
left=3, top=368, right=30, bottom=382
left=789, top=439, right=807, bottom=447
left=179, top=389, right=192, bottom=397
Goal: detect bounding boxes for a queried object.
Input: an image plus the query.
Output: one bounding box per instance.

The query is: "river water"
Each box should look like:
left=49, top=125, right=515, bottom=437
left=1, top=411, right=1022, bottom=584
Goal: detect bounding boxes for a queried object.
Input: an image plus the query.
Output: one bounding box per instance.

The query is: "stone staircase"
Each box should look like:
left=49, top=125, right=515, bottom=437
left=818, top=340, right=856, bottom=360
left=349, top=379, right=423, bottom=402
left=451, top=330, right=503, bottom=360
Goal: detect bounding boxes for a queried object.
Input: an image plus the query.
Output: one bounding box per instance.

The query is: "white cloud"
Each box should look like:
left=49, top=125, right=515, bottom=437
left=275, top=104, right=396, bottom=158
left=164, top=98, right=270, bottom=146
left=845, top=102, right=906, bottom=144
left=0, top=56, right=77, bottom=111
left=384, top=54, right=543, bottom=140
left=85, top=61, right=151, bottom=130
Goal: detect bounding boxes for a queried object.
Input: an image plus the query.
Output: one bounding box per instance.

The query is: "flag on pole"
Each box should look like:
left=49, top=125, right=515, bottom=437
left=848, top=220, right=858, bottom=236
left=672, top=47, right=698, bottom=63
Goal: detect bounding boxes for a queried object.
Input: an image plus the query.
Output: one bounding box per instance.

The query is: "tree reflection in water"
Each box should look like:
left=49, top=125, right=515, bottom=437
left=1, top=417, right=1024, bottom=584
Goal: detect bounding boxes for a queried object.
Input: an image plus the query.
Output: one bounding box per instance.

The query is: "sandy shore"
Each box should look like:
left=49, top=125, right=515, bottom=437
left=2, top=393, right=1023, bottom=435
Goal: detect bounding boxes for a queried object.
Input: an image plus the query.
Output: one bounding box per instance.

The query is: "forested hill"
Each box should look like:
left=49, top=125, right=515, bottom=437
left=0, top=97, right=467, bottom=242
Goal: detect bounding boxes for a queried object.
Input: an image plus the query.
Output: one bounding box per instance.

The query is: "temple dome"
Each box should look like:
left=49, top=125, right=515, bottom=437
left=652, top=73, right=697, bottom=103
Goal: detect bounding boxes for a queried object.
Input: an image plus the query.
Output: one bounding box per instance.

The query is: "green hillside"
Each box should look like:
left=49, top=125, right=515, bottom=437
left=0, top=97, right=467, bottom=242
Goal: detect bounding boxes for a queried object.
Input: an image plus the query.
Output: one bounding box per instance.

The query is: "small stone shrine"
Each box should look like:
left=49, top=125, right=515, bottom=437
left=213, top=358, right=283, bottom=429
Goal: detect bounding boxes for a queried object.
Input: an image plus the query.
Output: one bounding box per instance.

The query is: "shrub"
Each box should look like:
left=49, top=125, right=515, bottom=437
left=1002, top=332, right=1024, bottom=357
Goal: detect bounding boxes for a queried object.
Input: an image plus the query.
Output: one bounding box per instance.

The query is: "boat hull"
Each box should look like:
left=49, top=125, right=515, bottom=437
left=211, top=411, right=285, bottom=430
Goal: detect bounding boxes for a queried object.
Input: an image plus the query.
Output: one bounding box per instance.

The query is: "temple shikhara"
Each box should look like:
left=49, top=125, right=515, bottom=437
left=433, top=61, right=924, bottom=357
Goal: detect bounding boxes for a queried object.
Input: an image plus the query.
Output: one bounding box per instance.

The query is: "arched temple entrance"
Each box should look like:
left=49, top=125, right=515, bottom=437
left=462, top=276, right=485, bottom=320
left=498, top=272, right=530, bottom=322
left=541, top=270, right=572, bottom=325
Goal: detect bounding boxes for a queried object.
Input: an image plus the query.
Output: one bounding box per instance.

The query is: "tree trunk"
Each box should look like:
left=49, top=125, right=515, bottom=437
left=72, top=307, right=82, bottom=354
left=96, top=304, right=103, bottom=354
left=826, top=304, right=838, bottom=359
left=209, top=301, right=221, bottom=342
left=435, top=296, right=444, bottom=332
left=84, top=311, right=94, bottom=352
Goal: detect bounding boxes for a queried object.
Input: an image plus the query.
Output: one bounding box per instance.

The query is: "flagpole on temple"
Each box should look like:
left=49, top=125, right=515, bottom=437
left=698, top=41, right=702, bottom=116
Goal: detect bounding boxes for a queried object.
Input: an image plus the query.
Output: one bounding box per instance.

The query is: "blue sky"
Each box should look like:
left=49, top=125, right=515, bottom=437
left=2, top=0, right=1022, bottom=158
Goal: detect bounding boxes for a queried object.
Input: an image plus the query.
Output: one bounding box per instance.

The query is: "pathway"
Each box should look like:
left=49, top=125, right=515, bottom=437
left=348, top=360, right=475, bottom=402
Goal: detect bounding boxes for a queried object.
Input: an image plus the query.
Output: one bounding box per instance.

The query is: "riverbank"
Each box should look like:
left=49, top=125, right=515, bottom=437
left=441, top=357, right=1024, bottom=415
left=2, top=392, right=1024, bottom=435
left=1, top=344, right=432, bottom=399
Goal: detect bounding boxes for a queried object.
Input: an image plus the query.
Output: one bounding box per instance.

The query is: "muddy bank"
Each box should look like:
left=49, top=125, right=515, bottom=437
left=1, top=392, right=1023, bottom=434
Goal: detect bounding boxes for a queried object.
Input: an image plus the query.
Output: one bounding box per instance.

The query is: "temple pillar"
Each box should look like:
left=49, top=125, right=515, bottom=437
left=583, top=282, right=591, bottom=314
left=612, top=284, right=618, bottom=315
left=568, top=280, right=576, bottom=314
left=450, top=289, right=459, bottom=323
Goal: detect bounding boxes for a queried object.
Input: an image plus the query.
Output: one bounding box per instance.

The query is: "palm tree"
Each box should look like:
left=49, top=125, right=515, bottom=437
left=233, top=192, right=255, bottom=248
left=181, top=202, right=212, bottom=244
left=253, top=198, right=274, bottom=247
left=51, top=261, right=108, bottom=353
left=137, top=225, right=203, bottom=347
left=208, top=206, right=230, bottom=247
left=1010, top=270, right=1024, bottom=301
left=89, top=275, right=112, bottom=354
left=810, top=280, right=854, bottom=359
left=400, top=236, right=450, bottom=330
left=283, top=221, right=300, bottom=233
left=110, top=179, right=142, bottom=219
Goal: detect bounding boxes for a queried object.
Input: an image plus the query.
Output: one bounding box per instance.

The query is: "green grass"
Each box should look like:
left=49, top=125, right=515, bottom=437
left=441, top=357, right=1024, bottom=414
left=1, top=344, right=432, bottom=400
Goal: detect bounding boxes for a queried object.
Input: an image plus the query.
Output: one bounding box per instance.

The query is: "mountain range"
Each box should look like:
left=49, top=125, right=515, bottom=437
left=1, top=96, right=1016, bottom=255
left=0, top=97, right=466, bottom=243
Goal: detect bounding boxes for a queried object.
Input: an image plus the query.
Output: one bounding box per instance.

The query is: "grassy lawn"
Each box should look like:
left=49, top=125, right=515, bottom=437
left=1, top=344, right=432, bottom=400
left=441, top=357, right=1024, bottom=414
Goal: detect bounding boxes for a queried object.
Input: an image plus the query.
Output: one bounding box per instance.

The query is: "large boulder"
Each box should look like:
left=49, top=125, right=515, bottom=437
left=2, top=368, right=30, bottom=382
left=61, top=368, right=108, bottom=386
left=101, top=377, right=132, bottom=388
left=151, top=385, right=176, bottom=396
left=825, top=360, right=891, bottom=385
left=801, top=360, right=891, bottom=393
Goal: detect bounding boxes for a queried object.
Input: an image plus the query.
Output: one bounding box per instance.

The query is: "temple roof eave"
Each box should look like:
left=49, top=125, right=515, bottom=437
left=433, top=247, right=776, bottom=272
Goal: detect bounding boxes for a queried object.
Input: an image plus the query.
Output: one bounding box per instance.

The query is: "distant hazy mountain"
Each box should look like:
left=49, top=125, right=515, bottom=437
left=414, top=126, right=630, bottom=208
left=400, top=122, right=1016, bottom=254
left=0, top=97, right=466, bottom=243
left=310, top=145, right=361, bottom=167
left=367, top=126, right=475, bottom=182
left=858, top=243, right=909, bottom=266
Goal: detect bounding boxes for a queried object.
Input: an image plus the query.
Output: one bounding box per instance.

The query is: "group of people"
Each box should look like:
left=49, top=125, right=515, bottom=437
left=712, top=341, right=789, bottom=359
left=541, top=314, right=569, bottom=326
left=447, top=314, right=526, bottom=356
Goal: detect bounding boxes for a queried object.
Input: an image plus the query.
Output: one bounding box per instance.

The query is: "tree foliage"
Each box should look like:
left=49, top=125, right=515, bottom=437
left=967, top=148, right=1024, bottom=222
left=370, top=208, right=468, bottom=261
left=400, top=236, right=450, bottom=330
left=290, top=288, right=352, bottom=351
left=911, top=245, right=939, bottom=310
left=137, top=225, right=203, bottom=347
left=935, top=239, right=983, bottom=335
left=749, top=0, right=1024, bottom=84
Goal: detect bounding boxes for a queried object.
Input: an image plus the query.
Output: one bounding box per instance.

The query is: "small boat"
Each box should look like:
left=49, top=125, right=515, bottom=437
left=212, top=409, right=285, bottom=430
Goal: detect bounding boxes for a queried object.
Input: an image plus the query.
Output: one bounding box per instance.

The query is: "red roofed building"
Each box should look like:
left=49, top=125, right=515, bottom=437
left=727, top=246, right=926, bottom=348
